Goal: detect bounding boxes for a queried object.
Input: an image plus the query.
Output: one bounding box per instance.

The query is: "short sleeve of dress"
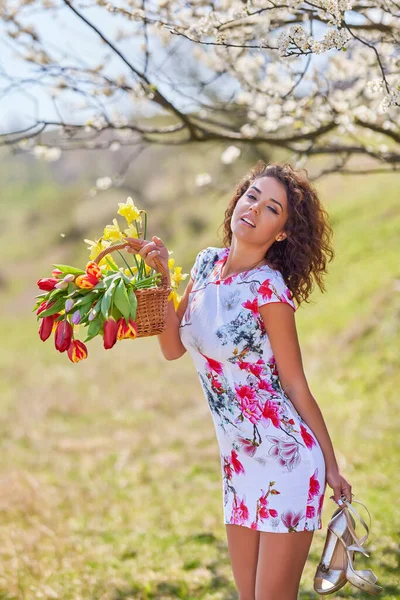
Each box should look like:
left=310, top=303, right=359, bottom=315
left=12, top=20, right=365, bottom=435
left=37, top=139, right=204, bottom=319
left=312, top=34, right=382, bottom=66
left=257, top=272, right=296, bottom=312
left=190, top=248, right=207, bottom=282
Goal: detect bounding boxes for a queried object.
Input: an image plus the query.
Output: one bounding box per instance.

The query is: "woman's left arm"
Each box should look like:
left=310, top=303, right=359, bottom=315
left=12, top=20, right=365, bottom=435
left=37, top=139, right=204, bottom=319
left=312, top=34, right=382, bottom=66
left=259, top=302, right=353, bottom=503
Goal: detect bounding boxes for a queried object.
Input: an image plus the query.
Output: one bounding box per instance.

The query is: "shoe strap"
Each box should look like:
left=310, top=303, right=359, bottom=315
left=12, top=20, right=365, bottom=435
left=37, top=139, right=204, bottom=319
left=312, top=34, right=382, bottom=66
left=342, top=498, right=372, bottom=547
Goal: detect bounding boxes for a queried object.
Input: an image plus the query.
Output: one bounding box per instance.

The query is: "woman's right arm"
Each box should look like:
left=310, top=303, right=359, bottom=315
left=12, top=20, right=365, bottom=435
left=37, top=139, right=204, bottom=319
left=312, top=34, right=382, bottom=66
left=157, top=274, right=193, bottom=360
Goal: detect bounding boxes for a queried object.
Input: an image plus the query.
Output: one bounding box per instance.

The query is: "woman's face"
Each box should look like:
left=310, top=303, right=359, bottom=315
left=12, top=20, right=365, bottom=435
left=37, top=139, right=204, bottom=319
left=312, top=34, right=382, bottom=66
left=231, top=176, right=289, bottom=248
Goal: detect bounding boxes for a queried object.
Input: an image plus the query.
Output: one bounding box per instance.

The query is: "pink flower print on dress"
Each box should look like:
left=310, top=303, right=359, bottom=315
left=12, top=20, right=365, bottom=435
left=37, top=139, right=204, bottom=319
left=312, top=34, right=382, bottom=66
left=281, top=509, right=304, bottom=532
left=199, top=351, right=224, bottom=375
left=306, top=504, right=316, bottom=518
left=300, top=424, right=316, bottom=449
left=258, top=377, right=275, bottom=395
left=235, top=384, right=263, bottom=425
left=268, top=356, right=279, bottom=378
left=258, top=488, right=279, bottom=521
left=237, top=358, right=265, bottom=378
left=308, top=468, right=321, bottom=502
left=231, top=449, right=245, bottom=474
left=223, top=450, right=245, bottom=481
left=260, top=400, right=281, bottom=429
left=258, top=278, right=276, bottom=301
left=223, top=458, right=234, bottom=481
left=230, top=494, right=249, bottom=526
left=237, top=436, right=259, bottom=457
left=242, top=298, right=259, bottom=317
left=206, top=371, right=224, bottom=395
left=266, top=436, right=301, bottom=471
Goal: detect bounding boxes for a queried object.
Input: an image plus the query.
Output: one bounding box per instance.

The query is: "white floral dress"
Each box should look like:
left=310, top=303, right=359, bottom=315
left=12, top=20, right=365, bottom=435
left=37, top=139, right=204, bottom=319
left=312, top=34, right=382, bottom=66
left=179, top=246, right=327, bottom=533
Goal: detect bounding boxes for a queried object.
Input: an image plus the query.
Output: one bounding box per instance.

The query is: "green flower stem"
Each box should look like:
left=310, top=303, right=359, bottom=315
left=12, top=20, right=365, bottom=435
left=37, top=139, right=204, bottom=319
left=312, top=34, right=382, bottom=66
left=134, top=219, right=144, bottom=279
left=116, top=250, right=135, bottom=277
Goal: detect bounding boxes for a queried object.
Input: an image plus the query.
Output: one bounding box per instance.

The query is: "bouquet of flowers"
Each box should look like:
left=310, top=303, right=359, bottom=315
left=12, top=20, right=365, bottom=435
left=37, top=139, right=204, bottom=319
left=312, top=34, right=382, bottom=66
left=33, top=197, right=188, bottom=363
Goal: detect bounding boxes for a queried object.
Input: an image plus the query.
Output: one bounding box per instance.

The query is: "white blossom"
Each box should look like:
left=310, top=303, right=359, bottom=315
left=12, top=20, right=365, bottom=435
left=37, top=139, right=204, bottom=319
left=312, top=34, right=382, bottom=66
left=221, top=146, right=241, bottom=164
left=33, top=145, right=61, bottom=161
left=96, top=176, right=113, bottom=190
left=195, top=173, right=212, bottom=187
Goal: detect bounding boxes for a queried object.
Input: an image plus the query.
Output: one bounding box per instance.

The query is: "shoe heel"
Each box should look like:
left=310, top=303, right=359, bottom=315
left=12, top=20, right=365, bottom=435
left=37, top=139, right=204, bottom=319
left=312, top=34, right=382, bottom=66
left=313, top=516, right=350, bottom=595
left=336, top=535, right=383, bottom=595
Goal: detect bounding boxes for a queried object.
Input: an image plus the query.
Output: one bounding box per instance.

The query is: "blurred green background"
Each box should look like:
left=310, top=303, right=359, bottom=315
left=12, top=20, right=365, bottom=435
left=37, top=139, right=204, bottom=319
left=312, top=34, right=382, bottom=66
left=0, top=142, right=398, bottom=599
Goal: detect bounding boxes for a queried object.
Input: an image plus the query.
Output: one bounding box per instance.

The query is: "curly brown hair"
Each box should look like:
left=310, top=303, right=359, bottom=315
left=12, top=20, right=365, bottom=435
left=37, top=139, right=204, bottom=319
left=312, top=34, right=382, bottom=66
left=218, top=160, right=335, bottom=308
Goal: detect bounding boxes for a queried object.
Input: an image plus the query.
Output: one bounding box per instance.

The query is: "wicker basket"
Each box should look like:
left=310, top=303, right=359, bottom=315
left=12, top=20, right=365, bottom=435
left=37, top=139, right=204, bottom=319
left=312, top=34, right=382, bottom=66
left=93, top=237, right=171, bottom=338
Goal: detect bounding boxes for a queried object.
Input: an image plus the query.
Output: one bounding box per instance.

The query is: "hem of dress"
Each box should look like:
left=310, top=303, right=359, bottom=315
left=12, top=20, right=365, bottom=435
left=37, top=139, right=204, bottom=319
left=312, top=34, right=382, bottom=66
left=224, top=520, right=323, bottom=533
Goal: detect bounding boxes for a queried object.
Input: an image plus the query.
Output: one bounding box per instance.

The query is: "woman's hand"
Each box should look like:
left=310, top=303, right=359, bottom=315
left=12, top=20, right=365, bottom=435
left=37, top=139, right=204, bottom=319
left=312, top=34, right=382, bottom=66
left=326, top=465, right=353, bottom=505
left=124, top=235, right=169, bottom=274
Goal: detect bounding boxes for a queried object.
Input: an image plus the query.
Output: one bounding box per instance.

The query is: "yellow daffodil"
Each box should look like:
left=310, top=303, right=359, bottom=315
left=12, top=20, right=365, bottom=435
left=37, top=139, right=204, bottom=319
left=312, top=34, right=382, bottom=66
left=123, top=267, right=138, bottom=277
left=170, top=266, right=188, bottom=289
left=84, top=238, right=117, bottom=269
left=103, top=218, right=124, bottom=242
left=168, top=289, right=181, bottom=311
left=123, top=224, right=140, bottom=239
left=168, top=257, right=175, bottom=270
left=117, top=197, right=142, bottom=225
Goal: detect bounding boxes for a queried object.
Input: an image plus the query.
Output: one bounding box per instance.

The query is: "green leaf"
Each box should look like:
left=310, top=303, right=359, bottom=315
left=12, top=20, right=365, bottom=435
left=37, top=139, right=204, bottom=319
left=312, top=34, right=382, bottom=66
left=101, top=277, right=119, bottom=320
left=52, top=264, right=86, bottom=275
left=37, top=296, right=66, bottom=318
left=48, top=288, right=65, bottom=300
left=111, top=305, right=123, bottom=321
left=100, top=290, right=112, bottom=320
left=73, top=293, right=96, bottom=309
left=83, top=316, right=102, bottom=343
left=113, top=279, right=130, bottom=320
left=105, top=256, right=119, bottom=271
left=127, top=287, right=138, bottom=321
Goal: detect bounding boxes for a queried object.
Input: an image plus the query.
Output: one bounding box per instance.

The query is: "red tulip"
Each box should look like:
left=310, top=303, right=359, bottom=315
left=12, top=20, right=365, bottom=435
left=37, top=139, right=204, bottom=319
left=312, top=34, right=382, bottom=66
left=67, top=340, right=88, bottom=363
left=54, top=319, right=73, bottom=352
left=37, top=277, right=59, bottom=291
left=116, top=317, right=139, bottom=340
left=36, top=299, right=56, bottom=316
left=75, top=261, right=102, bottom=289
left=75, top=273, right=100, bottom=289
left=39, top=315, right=56, bottom=341
left=52, top=314, right=62, bottom=333
left=103, top=317, right=118, bottom=349
left=86, top=261, right=102, bottom=280
left=51, top=268, right=63, bottom=278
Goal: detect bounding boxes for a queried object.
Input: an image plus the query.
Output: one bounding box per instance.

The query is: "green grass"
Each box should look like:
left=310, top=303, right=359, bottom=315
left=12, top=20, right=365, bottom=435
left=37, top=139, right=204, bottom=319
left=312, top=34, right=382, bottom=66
left=0, top=158, right=398, bottom=599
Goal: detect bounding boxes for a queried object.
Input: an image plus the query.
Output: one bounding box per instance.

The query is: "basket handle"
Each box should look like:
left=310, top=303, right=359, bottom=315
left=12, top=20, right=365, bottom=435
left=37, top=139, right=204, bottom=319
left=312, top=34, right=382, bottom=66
left=93, top=237, right=169, bottom=287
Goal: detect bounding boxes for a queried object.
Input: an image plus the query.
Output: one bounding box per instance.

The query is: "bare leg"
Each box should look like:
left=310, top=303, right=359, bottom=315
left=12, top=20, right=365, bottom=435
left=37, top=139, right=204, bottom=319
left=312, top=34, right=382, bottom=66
left=255, top=530, right=314, bottom=600
left=225, top=524, right=260, bottom=600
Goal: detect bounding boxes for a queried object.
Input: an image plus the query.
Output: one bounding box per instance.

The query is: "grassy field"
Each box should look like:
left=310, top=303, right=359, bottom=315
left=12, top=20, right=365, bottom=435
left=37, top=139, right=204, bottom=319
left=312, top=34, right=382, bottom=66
left=0, top=159, right=398, bottom=599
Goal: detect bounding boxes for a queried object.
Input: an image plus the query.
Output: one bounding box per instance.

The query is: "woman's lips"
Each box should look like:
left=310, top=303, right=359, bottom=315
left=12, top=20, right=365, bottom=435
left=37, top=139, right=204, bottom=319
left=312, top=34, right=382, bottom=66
left=240, top=218, right=255, bottom=228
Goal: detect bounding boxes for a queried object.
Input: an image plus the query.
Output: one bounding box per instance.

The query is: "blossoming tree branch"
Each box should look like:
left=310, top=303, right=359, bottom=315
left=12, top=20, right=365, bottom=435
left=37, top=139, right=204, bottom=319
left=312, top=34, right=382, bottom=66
left=0, top=0, right=399, bottom=178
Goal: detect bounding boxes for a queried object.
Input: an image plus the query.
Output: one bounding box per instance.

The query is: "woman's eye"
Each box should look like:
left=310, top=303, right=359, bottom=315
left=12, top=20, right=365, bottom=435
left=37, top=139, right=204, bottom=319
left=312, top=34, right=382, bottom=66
left=247, top=194, right=277, bottom=214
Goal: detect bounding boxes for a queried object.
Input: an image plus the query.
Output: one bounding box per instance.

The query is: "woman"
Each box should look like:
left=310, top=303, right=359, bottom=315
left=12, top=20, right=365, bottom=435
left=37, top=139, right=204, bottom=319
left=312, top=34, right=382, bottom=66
left=125, top=160, right=352, bottom=600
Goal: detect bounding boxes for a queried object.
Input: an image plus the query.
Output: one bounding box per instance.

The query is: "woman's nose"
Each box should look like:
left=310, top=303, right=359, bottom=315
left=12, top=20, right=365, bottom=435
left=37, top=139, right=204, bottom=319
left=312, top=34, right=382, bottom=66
left=250, top=204, right=260, bottom=214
